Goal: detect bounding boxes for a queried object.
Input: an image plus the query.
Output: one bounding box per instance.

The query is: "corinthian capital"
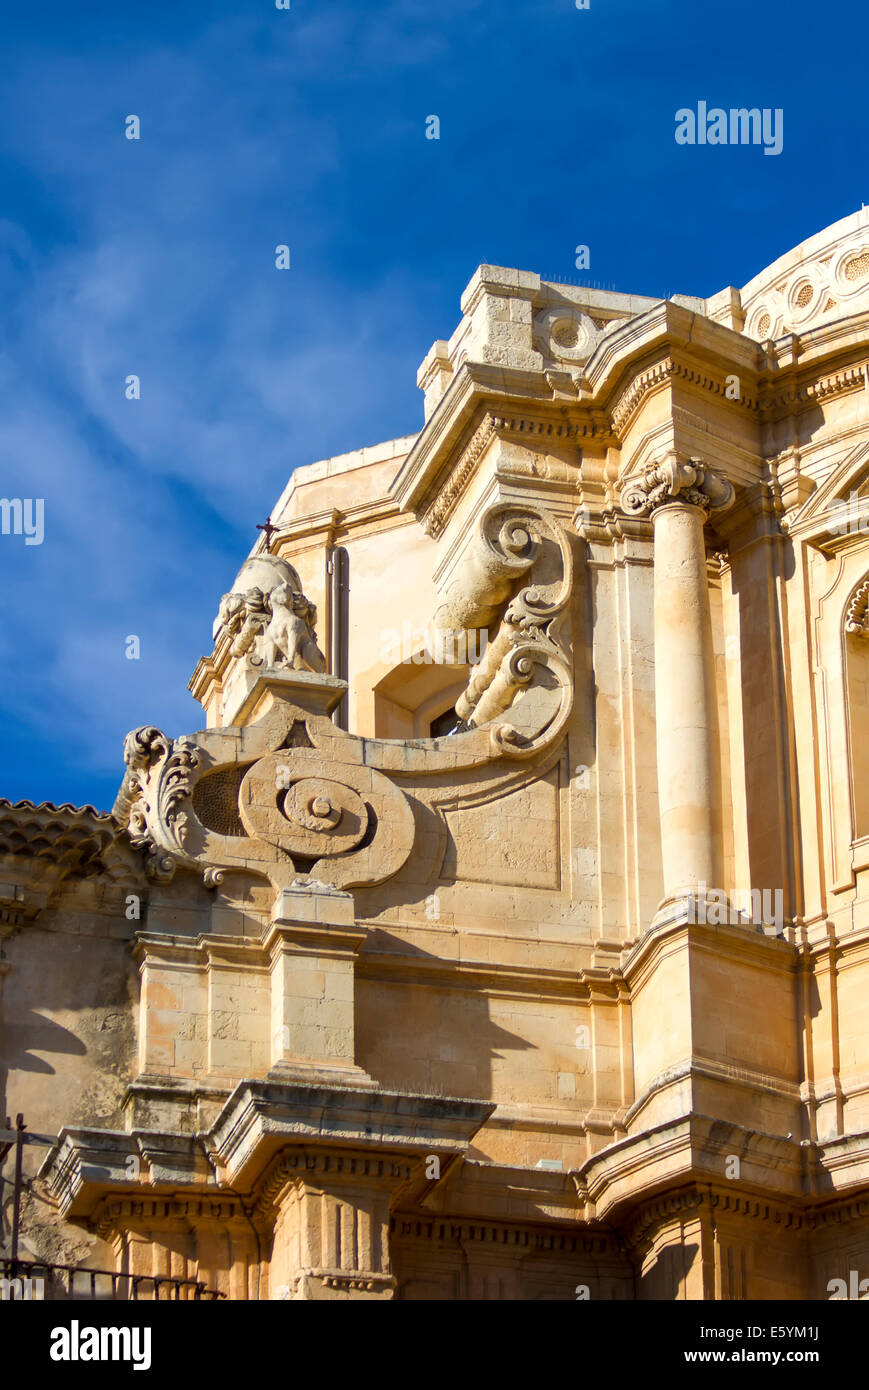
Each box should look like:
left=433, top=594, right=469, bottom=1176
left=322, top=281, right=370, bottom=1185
left=619, top=455, right=734, bottom=519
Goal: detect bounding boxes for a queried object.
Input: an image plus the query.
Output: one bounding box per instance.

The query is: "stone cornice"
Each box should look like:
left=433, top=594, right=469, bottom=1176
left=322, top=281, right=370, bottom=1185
left=582, top=300, right=761, bottom=407
left=358, top=948, right=624, bottom=1004
left=392, top=307, right=764, bottom=532
left=210, top=1079, right=494, bottom=1192
left=577, top=1118, right=869, bottom=1230
left=421, top=414, right=496, bottom=539
left=394, top=294, right=869, bottom=553
left=94, top=1195, right=255, bottom=1241
left=40, top=1078, right=495, bottom=1220
left=610, top=356, right=760, bottom=436
left=758, top=358, right=869, bottom=424
left=271, top=496, right=412, bottom=546
left=618, top=1185, right=807, bottom=1255
left=575, top=1114, right=805, bottom=1225
left=390, top=360, right=612, bottom=520
left=592, top=1159, right=869, bottom=1254
left=624, top=1057, right=801, bottom=1135
left=39, top=1125, right=215, bottom=1219
left=422, top=412, right=592, bottom=540
left=390, top=363, right=516, bottom=515
left=621, top=911, right=796, bottom=996
left=132, top=927, right=625, bottom=1006
left=255, top=1146, right=416, bottom=1214
left=132, top=930, right=270, bottom=973
left=593, top=297, right=869, bottom=431
left=390, top=1212, right=613, bottom=1254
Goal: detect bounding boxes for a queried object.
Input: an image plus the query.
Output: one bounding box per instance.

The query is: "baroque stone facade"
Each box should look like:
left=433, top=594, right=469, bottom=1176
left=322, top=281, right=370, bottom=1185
left=6, top=207, right=869, bottom=1299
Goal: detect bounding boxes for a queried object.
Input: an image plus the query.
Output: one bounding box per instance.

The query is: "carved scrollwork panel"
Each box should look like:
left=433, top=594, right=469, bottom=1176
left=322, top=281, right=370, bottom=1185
left=238, top=751, right=414, bottom=889
left=435, top=502, right=574, bottom=756
left=115, top=725, right=202, bottom=882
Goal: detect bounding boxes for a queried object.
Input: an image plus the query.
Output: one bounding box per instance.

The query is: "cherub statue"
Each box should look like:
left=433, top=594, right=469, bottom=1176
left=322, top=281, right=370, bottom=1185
left=256, top=581, right=326, bottom=672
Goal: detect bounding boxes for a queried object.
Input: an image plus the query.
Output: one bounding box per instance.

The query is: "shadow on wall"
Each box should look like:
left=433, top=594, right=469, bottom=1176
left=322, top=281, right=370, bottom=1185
left=0, top=1007, right=87, bottom=1119
left=638, top=1241, right=700, bottom=1300
left=357, top=928, right=535, bottom=1105
left=725, top=441, right=816, bottom=924
left=0, top=924, right=136, bottom=1132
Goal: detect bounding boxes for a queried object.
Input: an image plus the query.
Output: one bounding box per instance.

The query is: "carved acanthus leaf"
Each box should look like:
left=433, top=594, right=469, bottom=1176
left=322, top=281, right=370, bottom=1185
left=620, top=456, right=734, bottom=518
left=114, top=726, right=200, bottom=873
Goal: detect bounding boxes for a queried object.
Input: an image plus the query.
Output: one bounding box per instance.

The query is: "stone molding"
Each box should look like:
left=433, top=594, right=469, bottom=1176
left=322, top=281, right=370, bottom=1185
left=576, top=1116, right=806, bottom=1228
left=761, top=361, right=868, bottom=419
left=423, top=415, right=497, bottom=539
left=391, top=1213, right=610, bottom=1254
left=209, top=1079, right=494, bottom=1192
left=39, top=1078, right=495, bottom=1223
left=256, top=1146, right=415, bottom=1214
left=92, top=1196, right=256, bottom=1244
left=420, top=413, right=589, bottom=541
left=610, top=357, right=759, bottom=436
left=614, top=1181, right=869, bottom=1261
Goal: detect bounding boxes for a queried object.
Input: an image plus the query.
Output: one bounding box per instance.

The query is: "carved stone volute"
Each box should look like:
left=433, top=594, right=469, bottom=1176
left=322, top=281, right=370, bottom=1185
left=432, top=502, right=574, bottom=746
left=620, top=455, right=734, bottom=520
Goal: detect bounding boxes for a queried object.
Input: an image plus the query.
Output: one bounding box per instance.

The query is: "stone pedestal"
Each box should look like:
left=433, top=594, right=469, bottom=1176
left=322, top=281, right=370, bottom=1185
left=265, top=883, right=373, bottom=1088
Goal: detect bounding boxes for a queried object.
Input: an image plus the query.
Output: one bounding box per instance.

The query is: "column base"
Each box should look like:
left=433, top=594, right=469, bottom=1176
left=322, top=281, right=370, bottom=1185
left=266, top=1060, right=377, bottom=1090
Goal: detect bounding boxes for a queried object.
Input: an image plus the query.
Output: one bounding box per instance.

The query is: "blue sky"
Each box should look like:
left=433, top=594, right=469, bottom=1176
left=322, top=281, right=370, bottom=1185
left=0, top=0, right=866, bottom=810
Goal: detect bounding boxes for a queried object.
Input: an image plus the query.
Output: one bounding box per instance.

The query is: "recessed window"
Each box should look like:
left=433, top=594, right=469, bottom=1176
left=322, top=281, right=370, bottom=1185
left=429, top=706, right=459, bottom=739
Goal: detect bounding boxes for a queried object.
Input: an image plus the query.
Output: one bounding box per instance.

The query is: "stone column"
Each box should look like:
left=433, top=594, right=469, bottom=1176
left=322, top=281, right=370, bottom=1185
left=620, top=456, right=733, bottom=909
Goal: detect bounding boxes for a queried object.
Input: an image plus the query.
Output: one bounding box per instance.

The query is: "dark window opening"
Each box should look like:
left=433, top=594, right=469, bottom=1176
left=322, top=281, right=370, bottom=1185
left=429, top=706, right=459, bottom=739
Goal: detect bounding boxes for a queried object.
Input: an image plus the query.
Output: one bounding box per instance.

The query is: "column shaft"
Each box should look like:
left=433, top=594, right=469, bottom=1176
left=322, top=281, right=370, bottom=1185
left=652, top=501, right=723, bottom=901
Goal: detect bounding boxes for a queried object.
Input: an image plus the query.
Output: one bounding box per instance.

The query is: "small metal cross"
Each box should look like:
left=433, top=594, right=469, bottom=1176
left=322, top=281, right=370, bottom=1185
left=256, top=516, right=278, bottom=549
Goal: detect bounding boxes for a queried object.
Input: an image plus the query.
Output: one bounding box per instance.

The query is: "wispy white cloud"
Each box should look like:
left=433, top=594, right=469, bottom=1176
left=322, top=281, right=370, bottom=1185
left=0, top=7, right=467, bottom=802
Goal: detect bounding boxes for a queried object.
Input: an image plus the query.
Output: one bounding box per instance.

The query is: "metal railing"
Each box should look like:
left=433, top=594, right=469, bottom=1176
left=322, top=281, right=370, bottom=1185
left=1, top=1256, right=225, bottom=1301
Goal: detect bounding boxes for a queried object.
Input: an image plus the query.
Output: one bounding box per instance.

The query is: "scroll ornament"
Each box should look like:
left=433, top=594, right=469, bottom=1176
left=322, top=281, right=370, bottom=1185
left=434, top=504, right=574, bottom=751
left=115, top=726, right=201, bottom=882
left=238, top=750, right=414, bottom=889
left=846, top=578, right=869, bottom=637
left=620, top=456, right=734, bottom=519
left=113, top=727, right=415, bottom=892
